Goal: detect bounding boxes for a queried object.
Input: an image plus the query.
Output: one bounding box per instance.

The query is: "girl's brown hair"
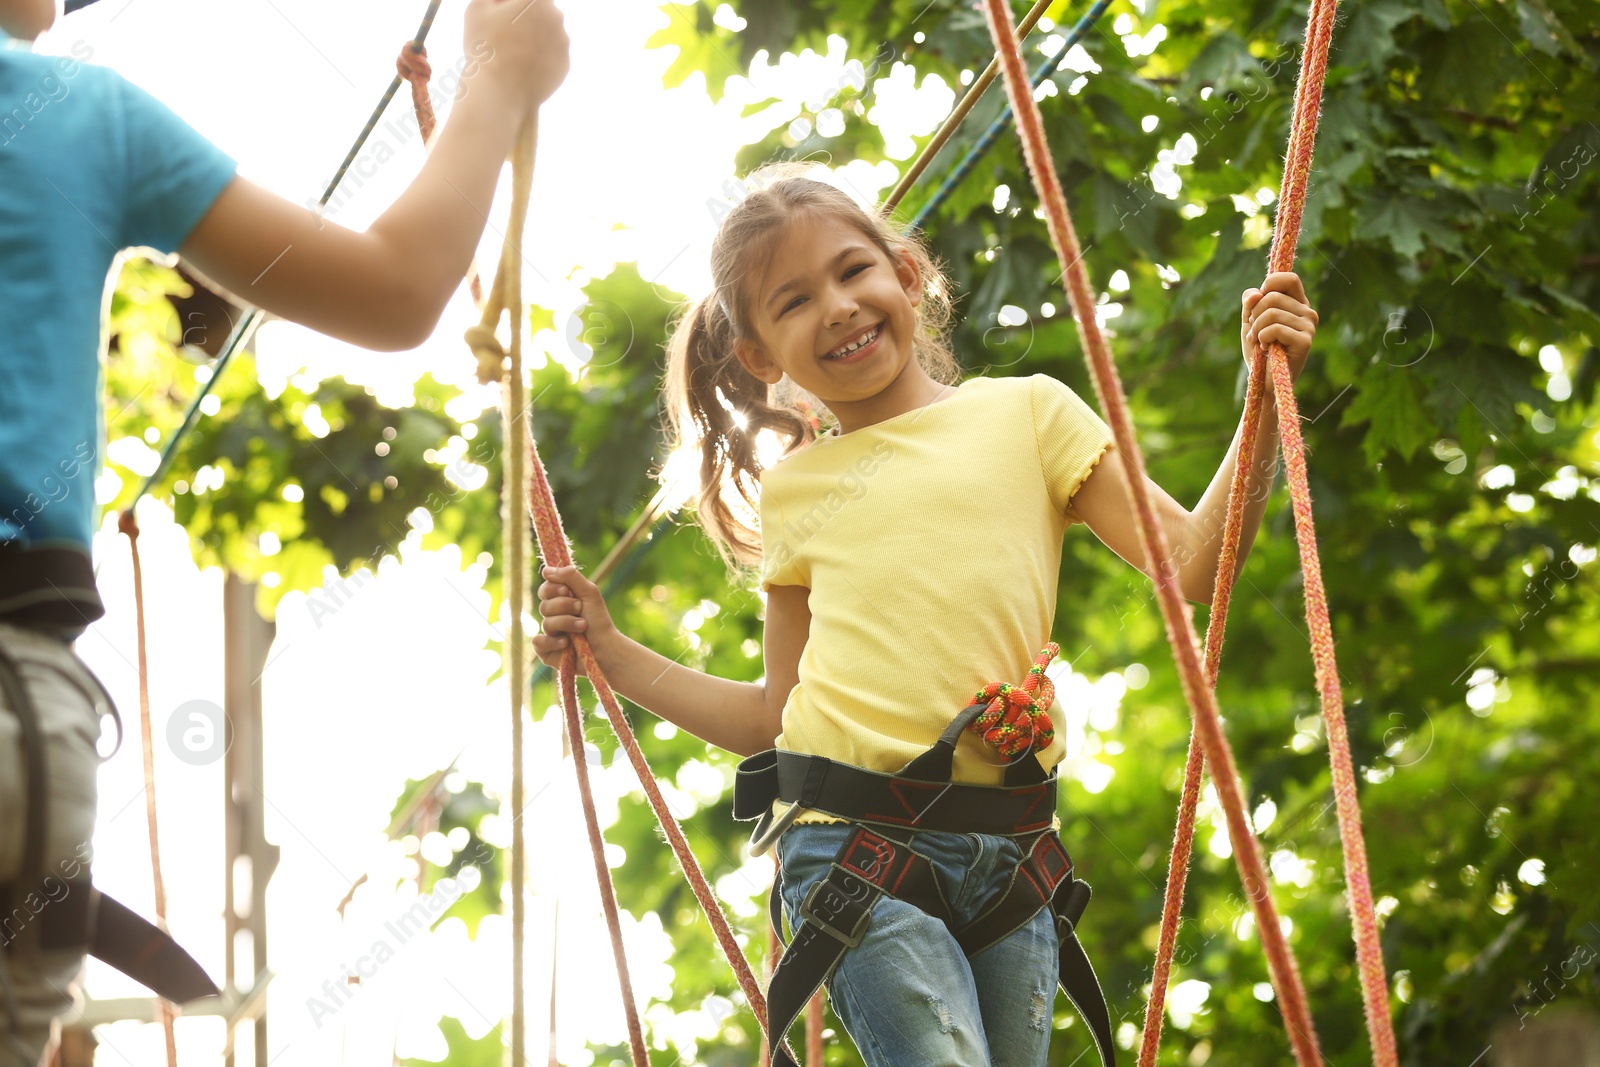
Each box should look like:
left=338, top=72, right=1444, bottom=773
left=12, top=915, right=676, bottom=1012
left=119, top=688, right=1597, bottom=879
left=662, top=163, right=961, bottom=575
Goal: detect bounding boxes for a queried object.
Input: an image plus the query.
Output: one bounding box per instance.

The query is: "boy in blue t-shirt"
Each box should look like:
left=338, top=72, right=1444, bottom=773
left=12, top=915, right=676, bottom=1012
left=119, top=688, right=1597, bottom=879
left=0, top=1, right=569, bottom=1060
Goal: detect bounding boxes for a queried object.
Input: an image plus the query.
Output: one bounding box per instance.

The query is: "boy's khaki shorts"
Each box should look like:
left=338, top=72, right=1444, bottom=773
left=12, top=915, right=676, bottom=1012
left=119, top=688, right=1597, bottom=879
left=0, top=620, right=105, bottom=1067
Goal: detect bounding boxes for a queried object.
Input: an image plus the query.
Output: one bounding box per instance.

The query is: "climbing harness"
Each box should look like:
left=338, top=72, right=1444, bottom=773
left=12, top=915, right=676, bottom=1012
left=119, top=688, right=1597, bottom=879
left=0, top=641, right=215, bottom=1041
left=734, top=644, right=1116, bottom=1066
left=734, top=695, right=1117, bottom=1067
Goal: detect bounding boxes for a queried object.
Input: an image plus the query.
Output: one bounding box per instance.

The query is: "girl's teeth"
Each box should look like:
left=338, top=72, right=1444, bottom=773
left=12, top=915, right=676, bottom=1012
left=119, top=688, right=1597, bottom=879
left=830, top=326, right=877, bottom=359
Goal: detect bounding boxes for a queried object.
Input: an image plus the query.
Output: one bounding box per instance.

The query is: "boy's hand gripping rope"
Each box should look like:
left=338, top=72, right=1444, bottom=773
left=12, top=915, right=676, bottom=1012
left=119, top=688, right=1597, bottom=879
left=978, top=0, right=1400, bottom=1064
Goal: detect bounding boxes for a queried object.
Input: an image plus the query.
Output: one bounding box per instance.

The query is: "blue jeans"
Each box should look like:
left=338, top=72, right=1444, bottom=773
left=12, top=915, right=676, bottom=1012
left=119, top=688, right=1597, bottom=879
left=776, top=823, right=1060, bottom=1067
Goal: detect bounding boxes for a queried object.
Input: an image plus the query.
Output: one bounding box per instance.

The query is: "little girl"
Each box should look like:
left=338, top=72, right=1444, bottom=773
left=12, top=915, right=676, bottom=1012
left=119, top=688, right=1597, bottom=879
left=536, top=163, right=1317, bottom=1067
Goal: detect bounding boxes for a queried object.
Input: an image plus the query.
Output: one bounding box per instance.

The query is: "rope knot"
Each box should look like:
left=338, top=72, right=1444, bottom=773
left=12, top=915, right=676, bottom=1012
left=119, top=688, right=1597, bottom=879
left=117, top=508, right=139, bottom=540
left=965, top=642, right=1059, bottom=758
left=396, top=41, right=432, bottom=83
left=464, top=323, right=507, bottom=385
left=396, top=41, right=437, bottom=145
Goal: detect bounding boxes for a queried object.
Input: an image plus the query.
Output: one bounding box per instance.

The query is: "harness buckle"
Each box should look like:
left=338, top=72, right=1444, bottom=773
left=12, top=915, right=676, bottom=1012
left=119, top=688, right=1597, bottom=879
left=748, top=800, right=805, bottom=857
left=799, top=875, right=873, bottom=949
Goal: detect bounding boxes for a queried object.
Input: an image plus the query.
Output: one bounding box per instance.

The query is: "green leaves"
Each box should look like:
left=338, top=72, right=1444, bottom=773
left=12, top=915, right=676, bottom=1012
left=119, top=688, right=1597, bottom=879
left=1341, top=363, right=1433, bottom=463
left=646, top=2, right=747, bottom=101
left=1354, top=197, right=1429, bottom=259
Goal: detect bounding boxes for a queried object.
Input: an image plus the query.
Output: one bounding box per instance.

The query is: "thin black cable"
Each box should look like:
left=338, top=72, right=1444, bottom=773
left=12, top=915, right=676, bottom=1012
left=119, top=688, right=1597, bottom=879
left=123, top=1, right=444, bottom=516
left=318, top=1, right=443, bottom=208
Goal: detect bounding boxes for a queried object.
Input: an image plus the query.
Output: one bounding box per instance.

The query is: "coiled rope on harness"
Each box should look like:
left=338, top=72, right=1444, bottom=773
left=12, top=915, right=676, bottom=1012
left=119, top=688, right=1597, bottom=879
left=967, top=641, right=1058, bottom=759
left=977, top=1, right=1400, bottom=1066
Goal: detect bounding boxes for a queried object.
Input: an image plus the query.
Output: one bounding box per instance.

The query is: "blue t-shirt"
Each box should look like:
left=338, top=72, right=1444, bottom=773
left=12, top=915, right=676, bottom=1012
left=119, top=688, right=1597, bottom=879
left=0, top=28, right=237, bottom=621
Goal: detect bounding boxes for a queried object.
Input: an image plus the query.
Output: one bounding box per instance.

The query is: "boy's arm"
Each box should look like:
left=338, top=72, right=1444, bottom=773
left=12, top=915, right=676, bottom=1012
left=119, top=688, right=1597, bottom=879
left=178, top=0, right=567, bottom=351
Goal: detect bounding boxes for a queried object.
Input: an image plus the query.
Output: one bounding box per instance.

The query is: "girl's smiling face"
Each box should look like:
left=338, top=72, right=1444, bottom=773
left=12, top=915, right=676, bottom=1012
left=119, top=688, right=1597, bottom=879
left=732, top=212, right=924, bottom=415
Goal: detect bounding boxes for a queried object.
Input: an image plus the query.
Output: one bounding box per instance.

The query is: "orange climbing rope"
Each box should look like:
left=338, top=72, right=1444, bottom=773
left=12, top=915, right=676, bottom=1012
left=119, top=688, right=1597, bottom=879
left=451, top=102, right=770, bottom=1067
left=115, top=511, right=179, bottom=1067
left=397, top=38, right=485, bottom=306
left=977, top=1, right=1399, bottom=1066
left=966, top=642, right=1059, bottom=757
left=526, top=442, right=775, bottom=1047
left=1141, top=0, right=1376, bottom=1063
left=396, top=42, right=436, bottom=142
left=977, top=4, right=1320, bottom=1057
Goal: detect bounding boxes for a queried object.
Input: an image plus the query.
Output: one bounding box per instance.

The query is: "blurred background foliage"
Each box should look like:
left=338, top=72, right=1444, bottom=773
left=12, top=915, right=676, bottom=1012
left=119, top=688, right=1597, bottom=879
left=101, top=0, right=1598, bottom=1062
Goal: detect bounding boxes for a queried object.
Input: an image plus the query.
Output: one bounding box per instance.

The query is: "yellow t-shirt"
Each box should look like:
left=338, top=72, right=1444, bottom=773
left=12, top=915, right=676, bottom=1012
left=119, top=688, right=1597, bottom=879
left=758, top=373, right=1113, bottom=825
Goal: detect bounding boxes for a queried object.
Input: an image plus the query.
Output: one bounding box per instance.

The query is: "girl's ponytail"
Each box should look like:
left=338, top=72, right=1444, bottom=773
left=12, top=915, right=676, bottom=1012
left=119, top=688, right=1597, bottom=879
left=663, top=295, right=813, bottom=574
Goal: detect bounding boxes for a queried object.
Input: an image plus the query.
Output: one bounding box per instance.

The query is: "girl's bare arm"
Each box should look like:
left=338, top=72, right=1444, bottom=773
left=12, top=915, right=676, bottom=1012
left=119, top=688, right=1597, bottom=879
left=1068, top=272, right=1318, bottom=603
left=536, top=565, right=808, bottom=758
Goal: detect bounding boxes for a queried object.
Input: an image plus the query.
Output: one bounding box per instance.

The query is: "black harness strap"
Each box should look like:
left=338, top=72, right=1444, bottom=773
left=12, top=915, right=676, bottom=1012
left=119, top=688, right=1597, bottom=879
left=0, top=634, right=216, bottom=1005
left=765, top=825, right=952, bottom=1067
left=738, top=703, right=1118, bottom=1067
left=956, top=831, right=1118, bottom=1067
left=954, top=830, right=1071, bottom=958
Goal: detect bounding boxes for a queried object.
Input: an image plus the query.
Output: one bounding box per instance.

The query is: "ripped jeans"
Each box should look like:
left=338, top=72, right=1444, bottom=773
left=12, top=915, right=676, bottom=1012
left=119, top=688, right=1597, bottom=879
left=777, top=823, right=1060, bottom=1067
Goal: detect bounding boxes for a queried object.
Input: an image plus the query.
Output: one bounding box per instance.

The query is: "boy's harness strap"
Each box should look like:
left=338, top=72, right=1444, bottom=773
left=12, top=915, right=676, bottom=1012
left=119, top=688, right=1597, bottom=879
left=0, top=876, right=221, bottom=1005
left=0, top=640, right=216, bottom=1006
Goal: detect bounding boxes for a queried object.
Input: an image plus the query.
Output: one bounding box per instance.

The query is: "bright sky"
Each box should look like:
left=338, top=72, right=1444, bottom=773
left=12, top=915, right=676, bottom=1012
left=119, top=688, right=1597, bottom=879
left=23, top=2, right=1134, bottom=1063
